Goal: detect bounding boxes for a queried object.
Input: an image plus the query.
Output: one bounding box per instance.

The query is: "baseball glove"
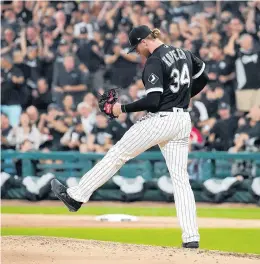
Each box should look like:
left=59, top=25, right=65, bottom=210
left=98, top=88, right=119, bottom=119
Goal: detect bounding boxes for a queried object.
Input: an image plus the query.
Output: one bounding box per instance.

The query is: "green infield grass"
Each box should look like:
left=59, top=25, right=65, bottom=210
left=2, top=227, right=260, bottom=254
left=2, top=206, right=260, bottom=219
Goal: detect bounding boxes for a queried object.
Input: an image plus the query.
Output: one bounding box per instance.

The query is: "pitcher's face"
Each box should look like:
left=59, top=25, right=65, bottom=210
left=136, top=39, right=150, bottom=58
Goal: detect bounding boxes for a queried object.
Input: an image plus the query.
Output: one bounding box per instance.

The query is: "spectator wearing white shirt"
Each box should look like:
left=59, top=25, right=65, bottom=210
left=7, top=112, right=47, bottom=150
left=77, top=102, right=96, bottom=135
left=74, top=12, right=97, bottom=40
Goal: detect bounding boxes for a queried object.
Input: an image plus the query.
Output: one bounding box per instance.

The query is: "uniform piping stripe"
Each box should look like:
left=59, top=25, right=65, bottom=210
left=192, top=62, right=205, bottom=79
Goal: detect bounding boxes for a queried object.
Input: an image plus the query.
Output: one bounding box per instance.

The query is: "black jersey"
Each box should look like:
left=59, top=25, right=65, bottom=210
left=142, top=44, right=205, bottom=110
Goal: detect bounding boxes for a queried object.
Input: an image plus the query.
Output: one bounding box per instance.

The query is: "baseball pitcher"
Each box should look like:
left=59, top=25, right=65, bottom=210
left=51, top=25, right=208, bottom=249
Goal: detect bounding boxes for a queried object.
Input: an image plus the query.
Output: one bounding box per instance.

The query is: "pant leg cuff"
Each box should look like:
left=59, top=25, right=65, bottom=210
left=183, top=235, right=200, bottom=243
left=67, top=187, right=91, bottom=203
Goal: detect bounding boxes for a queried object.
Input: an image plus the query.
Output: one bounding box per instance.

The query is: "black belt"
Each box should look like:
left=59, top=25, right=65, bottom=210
left=161, top=108, right=189, bottom=113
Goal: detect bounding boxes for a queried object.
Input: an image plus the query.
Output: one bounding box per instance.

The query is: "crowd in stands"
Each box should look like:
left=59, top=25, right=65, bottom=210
left=1, top=0, right=260, bottom=155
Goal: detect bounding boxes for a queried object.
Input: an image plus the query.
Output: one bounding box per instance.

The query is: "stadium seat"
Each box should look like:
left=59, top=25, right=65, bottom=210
left=153, top=161, right=170, bottom=178
left=119, top=161, right=153, bottom=180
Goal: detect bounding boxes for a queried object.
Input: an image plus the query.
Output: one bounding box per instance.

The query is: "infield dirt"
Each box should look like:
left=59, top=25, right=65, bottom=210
left=2, top=236, right=260, bottom=264
left=2, top=201, right=260, bottom=264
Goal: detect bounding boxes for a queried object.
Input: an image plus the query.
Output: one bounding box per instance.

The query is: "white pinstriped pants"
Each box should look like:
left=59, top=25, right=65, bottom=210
left=67, top=111, right=200, bottom=243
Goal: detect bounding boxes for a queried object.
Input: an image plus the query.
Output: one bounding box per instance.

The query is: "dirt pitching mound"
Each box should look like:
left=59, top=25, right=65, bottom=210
left=2, top=236, right=259, bottom=264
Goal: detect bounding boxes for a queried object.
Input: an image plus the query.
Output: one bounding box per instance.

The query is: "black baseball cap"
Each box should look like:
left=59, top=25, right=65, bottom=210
left=127, top=25, right=152, bottom=54
left=218, top=102, right=230, bottom=110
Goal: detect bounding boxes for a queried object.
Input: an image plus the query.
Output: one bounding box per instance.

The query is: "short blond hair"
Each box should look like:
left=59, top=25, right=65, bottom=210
left=146, top=28, right=161, bottom=40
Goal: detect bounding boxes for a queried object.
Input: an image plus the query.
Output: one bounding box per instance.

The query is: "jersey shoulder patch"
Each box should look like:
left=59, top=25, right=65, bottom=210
left=148, top=73, right=159, bottom=84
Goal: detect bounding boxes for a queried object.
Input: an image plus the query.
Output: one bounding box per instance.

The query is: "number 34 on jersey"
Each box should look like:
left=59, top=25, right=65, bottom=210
left=170, top=63, right=190, bottom=93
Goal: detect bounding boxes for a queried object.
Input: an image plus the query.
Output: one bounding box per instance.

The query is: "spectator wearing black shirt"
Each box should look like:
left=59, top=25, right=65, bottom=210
left=41, top=30, right=57, bottom=87
left=235, top=34, right=260, bottom=90
left=207, top=45, right=236, bottom=106
left=248, top=2, right=260, bottom=36
left=1, top=113, right=13, bottom=150
left=105, top=30, right=141, bottom=89
left=53, top=54, right=88, bottom=106
left=12, top=0, right=32, bottom=25
left=84, top=113, right=111, bottom=153
left=1, top=28, right=17, bottom=56
left=77, top=31, right=106, bottom=93
left=230, top=105, right=260, bottom=153
left=52, top=10, right=68, bottom=43
left=52, top=39, right=87, bottom=94
left=38, top=104, right=68, bottom=150
left=225, top=33, right=260, bottom=111
left=23, top=46, right=43, bottom=92
left=31, top=78, right=52, bottom=112
left=1, top=56, right=25, bottom=127
left=105, top=113, right=130, bottom=145
left=208, top=45, right=235, bottom=87
left=208, top=102, right=239, bottom=151
left=200, top=84, right=223, bottom=119
left=2, top=9, right=20, bottom=33
left=60, top=117, right=87, bottom=151
left=20, top=26, right=41, bottom=55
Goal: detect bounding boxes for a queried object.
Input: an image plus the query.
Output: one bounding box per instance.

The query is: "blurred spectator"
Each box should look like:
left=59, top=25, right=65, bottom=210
left=226, top=33, right=260, bottom=111
left=83, top=92, right=99, bottom=113
left=26, top=105, right=40, bottom=127
left=105, top=31, right=141, bottom=88
left=77, top=102, right=96, bottom=134
left=2, top=8, right=20, bottom=32
left=77, top=31, right=106, bottom=93
left=1, top=113, right=13, bottom=150
left=82, top=113, right=111, bottom=153
left=52, top=38, right=87, bottom=89
left=1, top=28, right=17, bottom=56
left=20, top=25, right=41, bottom=54
left=62, top=95, right=76, bottom=118
left=74, top=11, right=97, bottom=40
left=60, top=117, right=87, bottom=151
left=41, top=30, right=56, bottom=86
left=199, top=84, right=225, bottom=119
left=105, top=113, right=130, bottom=145
left=189, top=125, right=204, bottom=151
left=1, top=56, right=25, bottom=127
left=52, top=54, right=88, bottom=106
left=7, top=112, right=44, bottom=150
left=230, top=105, right=260, bottom=152
left=31, top=78, right=52, bottom=112
left=52, top=10, right=68, bottom=42
left=119, top=83, right=145, bottom=103
left=208, top=102, right=239, bottom=151
left=12, top=0, right=32, bottom=25
left=38, top=104, right=68, bottom=150
left=207, top=45, right=235, bottom=104
left=22, top=45, right=43, bottom=93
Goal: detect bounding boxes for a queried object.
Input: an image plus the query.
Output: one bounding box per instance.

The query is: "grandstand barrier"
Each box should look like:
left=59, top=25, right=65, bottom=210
left=1, top=150, right=260, bottom=204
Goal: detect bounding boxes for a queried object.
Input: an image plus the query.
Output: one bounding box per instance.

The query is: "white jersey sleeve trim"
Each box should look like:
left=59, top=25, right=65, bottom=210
left=146, top=87, right=163, bottom=95
left=192, top=62, right=205, bottom=79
